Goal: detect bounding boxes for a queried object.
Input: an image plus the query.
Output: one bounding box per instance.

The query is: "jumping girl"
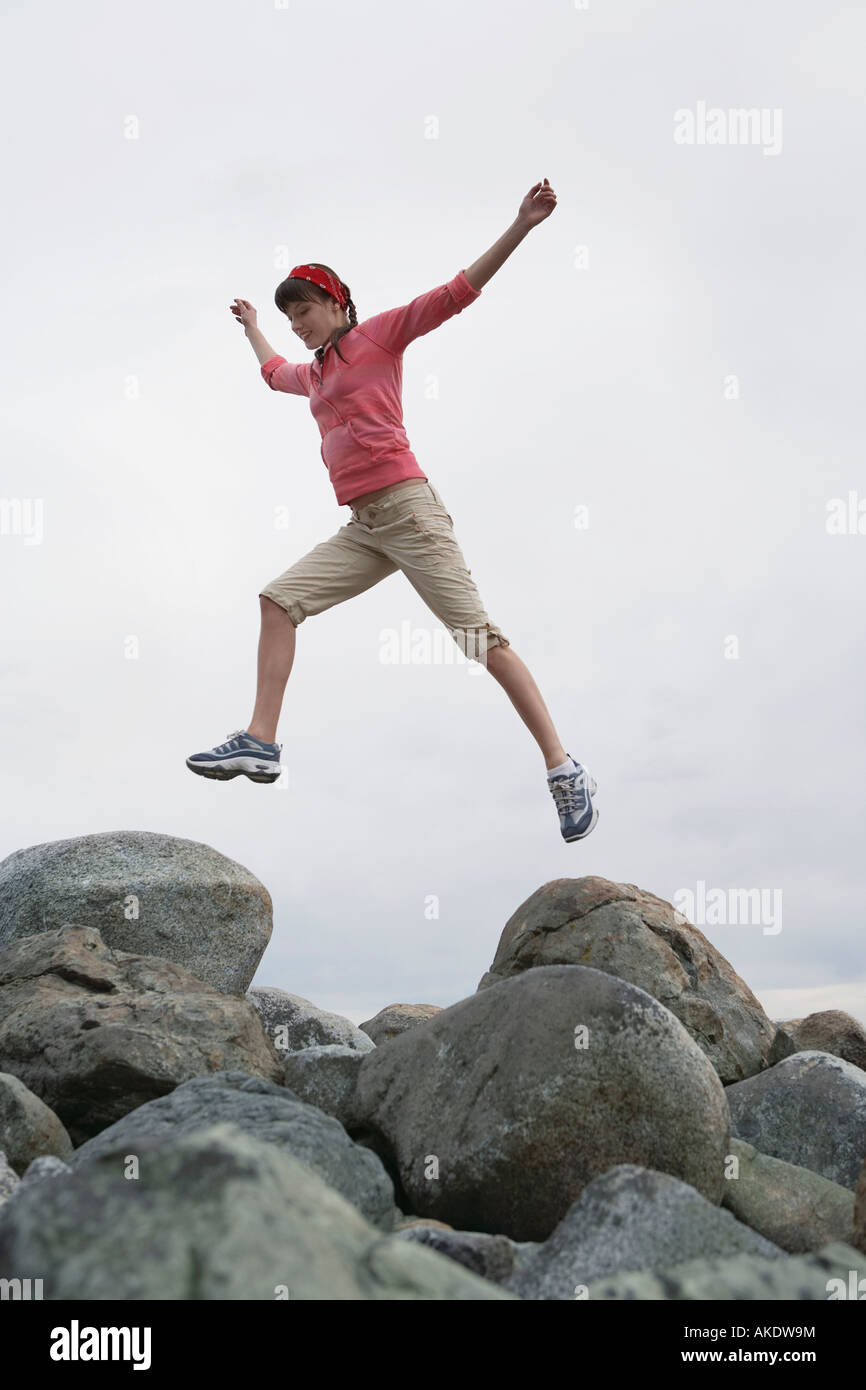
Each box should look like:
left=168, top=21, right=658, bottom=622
left=186, top=179, right=598, bottom=842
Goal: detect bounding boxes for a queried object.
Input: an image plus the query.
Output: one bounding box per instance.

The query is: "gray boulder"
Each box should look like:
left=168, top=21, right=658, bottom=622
left=249, top=987, right=375, bottom=1054
left=360, top=1004, right=442, bottom=1044
left=0, top=926, right=283, bottom=1145
left=477, top=877, right=776, bottom=1083
left=281, top=1045, right=365, bottom=1127
left=781, top=1011, right=866, bottom=1073
left=349, top=964, right=731, bottom=1241
left=584, top=1241, right=866, bottom=1300
left=0, top=1122, right=517, bottom=1299
left=0, top=830, right=272, bottom=995
left=726, top=1051, right=866, bottom=1190
left=722, top=1137, right=855, bottom=1252
left=0, top=1072, right=73, bottom=1175
left=504, top=1166, right=781, bottom=1300
left=68, top=1070, right=398, bottom=1230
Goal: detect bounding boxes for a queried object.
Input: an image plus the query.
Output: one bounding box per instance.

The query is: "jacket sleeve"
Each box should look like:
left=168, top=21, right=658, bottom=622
left=358, top=269, right=481, bottom=356
left=260, top=356, right=311, bottom=395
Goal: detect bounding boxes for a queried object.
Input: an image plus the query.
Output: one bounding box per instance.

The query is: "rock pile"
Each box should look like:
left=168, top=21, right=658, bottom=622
left=0, top=836, right=863, bottom=1301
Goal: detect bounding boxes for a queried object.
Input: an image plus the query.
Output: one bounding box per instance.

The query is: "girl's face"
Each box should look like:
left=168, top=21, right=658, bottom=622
left=283, top=296, right=346, bottom=351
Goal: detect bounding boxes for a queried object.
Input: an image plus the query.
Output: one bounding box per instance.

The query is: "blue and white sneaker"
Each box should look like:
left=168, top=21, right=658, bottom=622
left=186, top=728, right=283, bottom=784
left=548, top=755, right=598, bottom=842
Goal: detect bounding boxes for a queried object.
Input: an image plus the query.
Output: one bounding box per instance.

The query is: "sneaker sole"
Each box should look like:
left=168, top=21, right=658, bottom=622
left=186, top=759, right=282, bottom=785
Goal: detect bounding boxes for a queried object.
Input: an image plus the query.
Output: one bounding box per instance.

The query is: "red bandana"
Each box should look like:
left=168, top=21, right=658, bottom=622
left=288, top=264, right=347, bottom=309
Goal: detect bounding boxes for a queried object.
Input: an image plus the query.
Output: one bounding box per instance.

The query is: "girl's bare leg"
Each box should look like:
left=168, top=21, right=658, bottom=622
left=483, top=643, right=569, bottom=769
left=246, top=596, right=296, bottom=744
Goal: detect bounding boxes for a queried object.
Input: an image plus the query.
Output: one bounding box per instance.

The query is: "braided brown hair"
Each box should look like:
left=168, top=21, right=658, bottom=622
left=274, top=262, right=358, bottom=364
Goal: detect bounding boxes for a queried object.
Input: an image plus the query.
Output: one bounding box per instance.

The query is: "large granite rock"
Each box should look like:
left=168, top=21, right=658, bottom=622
left=248, top=987, right=375, bottom=1054
left=0, top=926, right=283, bottom=1145
left=503, top=1165, right=782, bottom=1300
left=360, top=1004, right=442, bottom=1045
left=778, top=1011, right=866, bottom=1073
left=0, top=1123, right=517, bottom=1299
left=0, top=830, right=272, bottom=996
left=349, top=964, right=730, bottom=1242
left=69, top=1071, right=398, bottom=1230
left=476, top=878, right=776, bottom=1083
left=722, top=1137, right=855, bottom=1253
left=726, top=1052, right=866, bottom=1191
left=281, top=1045, right=366, bottom=1128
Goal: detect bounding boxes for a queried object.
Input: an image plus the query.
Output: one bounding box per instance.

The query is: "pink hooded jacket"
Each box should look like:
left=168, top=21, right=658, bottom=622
left=260, top=268, right=482, bottom=505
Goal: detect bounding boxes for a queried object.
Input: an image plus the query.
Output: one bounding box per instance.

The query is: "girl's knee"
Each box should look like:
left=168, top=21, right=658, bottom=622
left=259, top=592, right=299, bottom=626
left=483, top=631, right=510, bottom=658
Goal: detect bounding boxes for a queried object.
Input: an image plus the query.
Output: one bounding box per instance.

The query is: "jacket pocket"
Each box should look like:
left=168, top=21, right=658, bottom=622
left=321, top=420, right=374, bottom=472
left=345, top=418, right=375, bottom=460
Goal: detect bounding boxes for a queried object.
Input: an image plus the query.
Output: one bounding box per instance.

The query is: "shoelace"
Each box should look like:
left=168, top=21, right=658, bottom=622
left=215, top=729, right=247, bottom=754
left=215, top=729, right=279, bottom=755
left=549, top=770, right=589, bottom=817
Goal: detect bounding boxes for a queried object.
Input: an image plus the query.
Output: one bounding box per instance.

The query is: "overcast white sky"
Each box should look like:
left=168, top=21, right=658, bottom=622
left=2, top=0, right=864, bottom=1031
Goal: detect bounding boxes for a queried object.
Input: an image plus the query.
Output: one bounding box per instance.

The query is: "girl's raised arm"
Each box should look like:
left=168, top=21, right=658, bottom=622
left=230, top=298, right=275, bottom=364
left=230, top=296, right=310, bottom=396
left=360, top=178, right=558, bottom=355
left=359, top=271, right=482, bottom=356
left=464, top=178, right=558, bottom=291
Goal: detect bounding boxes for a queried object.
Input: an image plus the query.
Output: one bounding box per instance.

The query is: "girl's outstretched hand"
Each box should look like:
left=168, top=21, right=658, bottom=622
left=230, top=298, right=258, bottom=329
left=517, top=178, right=557, bottom=228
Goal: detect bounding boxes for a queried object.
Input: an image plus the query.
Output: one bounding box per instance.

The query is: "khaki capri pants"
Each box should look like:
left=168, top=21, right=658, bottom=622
left=259, top=481, right=509, bottom=660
